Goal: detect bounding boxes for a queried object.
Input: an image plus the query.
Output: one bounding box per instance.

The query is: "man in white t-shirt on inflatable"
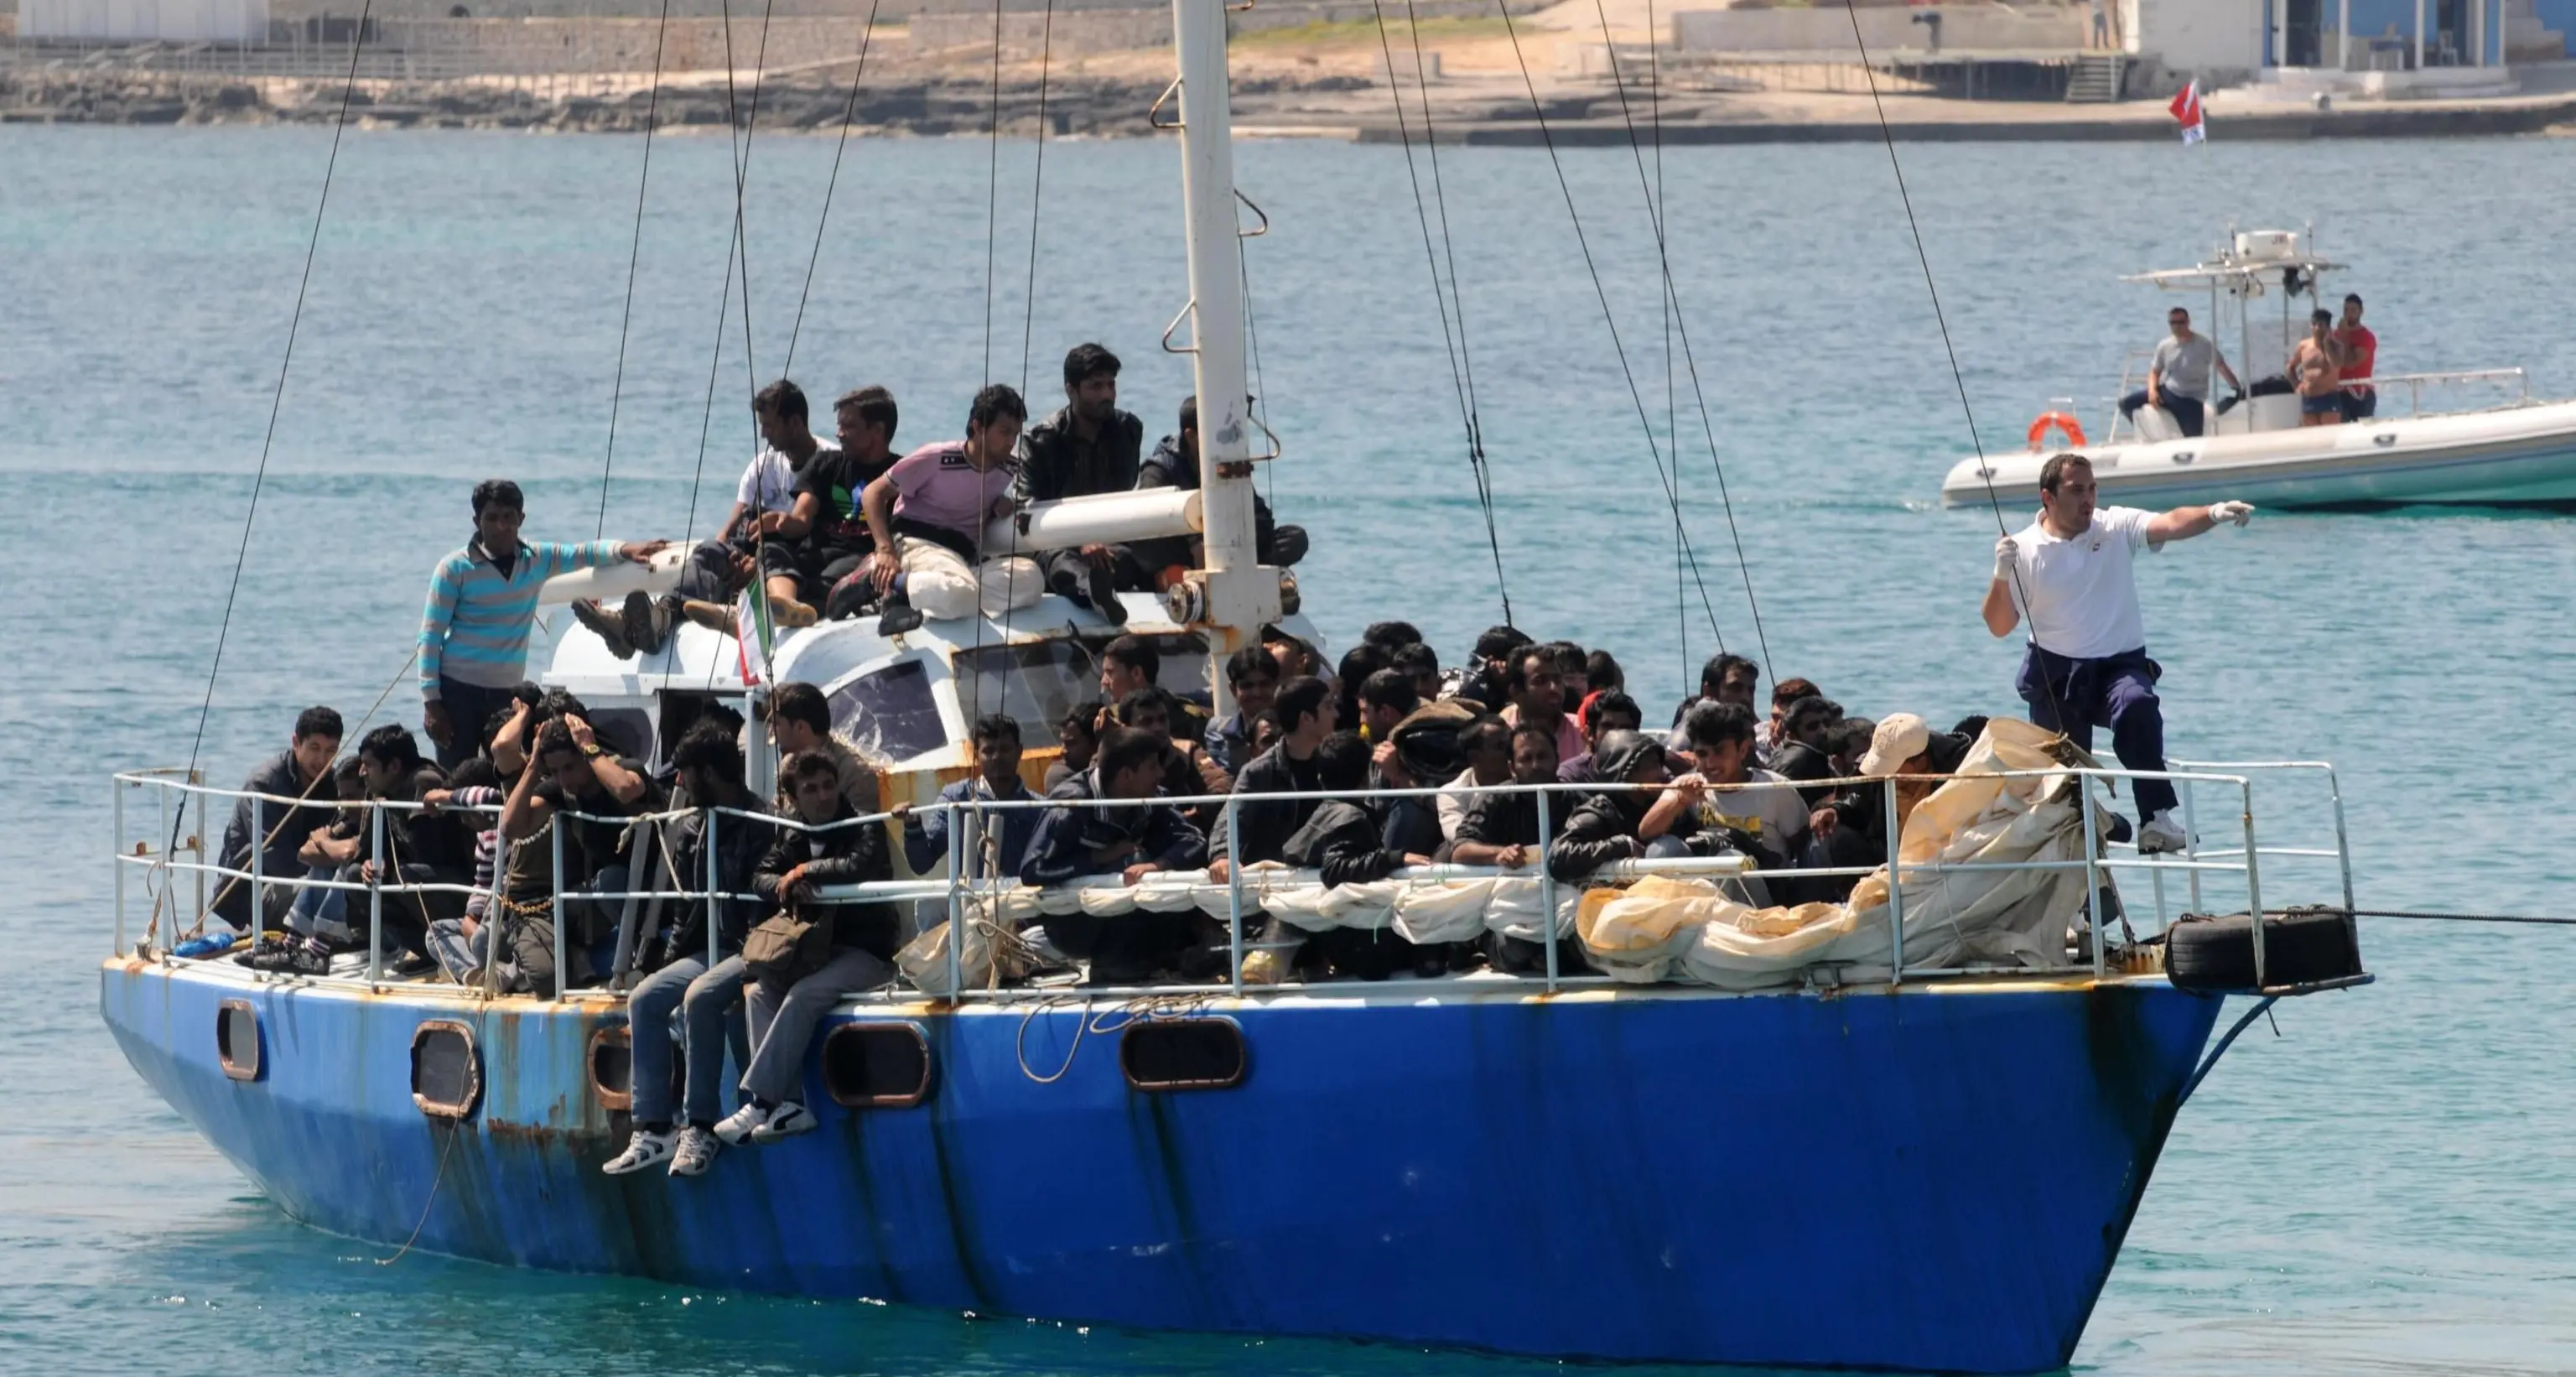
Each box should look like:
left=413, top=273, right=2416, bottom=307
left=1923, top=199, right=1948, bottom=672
left=1981, top=453, right=2251, bottom=854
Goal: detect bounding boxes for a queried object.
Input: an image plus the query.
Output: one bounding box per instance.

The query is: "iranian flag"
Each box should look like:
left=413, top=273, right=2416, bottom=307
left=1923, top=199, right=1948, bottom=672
left=2169, top=80, right=2206, bottom=144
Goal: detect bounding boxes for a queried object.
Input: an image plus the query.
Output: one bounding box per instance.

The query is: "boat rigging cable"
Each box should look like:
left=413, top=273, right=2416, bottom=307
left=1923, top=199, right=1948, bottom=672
left=1367, top=0, right=1513, bottom=623
left=1017, top=0, right=1057, bottom=397
left=1584, top=2, right=1776, bottom=683
left=1494, top=0, right=1724, bottom=645
left=169, top=0, right=377, bottom=870
left=983, top=0, right=1007, bottom=382
left=782, top=0, right=886, bottom=377
left=594, top=0, right=677, bottom=540
left=678, top=0, right=780, bottom=548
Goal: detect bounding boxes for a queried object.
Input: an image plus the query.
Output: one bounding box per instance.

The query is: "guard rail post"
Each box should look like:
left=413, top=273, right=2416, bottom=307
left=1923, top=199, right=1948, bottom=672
left=705, top=808, right=721, bottom=968
left=190, top=772, right=205, bottom=930
left=944, top=805, right=964, bottom=1001
left=1223, top=798, right=1245, bottom=995
left=1883, top=781, right=1906, bottom=983
left=2080, top=775, right=2104, bottom=976
left=551, top=819, right=568, bottom=1002
left=2181, top=779, right=2204, bottom=912
left=2324, top=764, right=2355, bottom=912
left=366, top=802, right=385, bottom=984
left=1537, top=789, right=1559, bottom=993
left=250, top=792, right=265, bottom=948
left=2240, top=779, right=2267, bottom=988
left=113, top=779, right=126, bottom=954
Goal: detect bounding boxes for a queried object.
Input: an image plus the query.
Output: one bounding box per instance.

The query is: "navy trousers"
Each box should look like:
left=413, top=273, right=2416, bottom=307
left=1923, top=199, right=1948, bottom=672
left=2015, top=645, right=2179, bottom=820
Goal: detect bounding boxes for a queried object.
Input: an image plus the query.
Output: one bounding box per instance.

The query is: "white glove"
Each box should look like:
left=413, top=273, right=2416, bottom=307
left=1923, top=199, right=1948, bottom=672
left=1992, top=533, right=2019, bottom=580
left=2209, top=500, right=2254, bottom=527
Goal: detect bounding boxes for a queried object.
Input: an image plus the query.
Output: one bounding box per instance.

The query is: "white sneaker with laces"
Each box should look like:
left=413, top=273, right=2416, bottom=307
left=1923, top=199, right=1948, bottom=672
left=712, top=1101, right=771, bottom=1146
left=750, top=1100, right=817, bottom=1144
left=2137, top=810, right=2189, bottom=855
left=667, top=1125, right=720, bottom=1177
left=601, top=1128, right=677, bottom=1176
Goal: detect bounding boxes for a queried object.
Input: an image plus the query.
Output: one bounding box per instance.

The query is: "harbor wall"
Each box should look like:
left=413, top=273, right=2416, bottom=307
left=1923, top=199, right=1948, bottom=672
left=1670, top=4, right=2088, bottom=53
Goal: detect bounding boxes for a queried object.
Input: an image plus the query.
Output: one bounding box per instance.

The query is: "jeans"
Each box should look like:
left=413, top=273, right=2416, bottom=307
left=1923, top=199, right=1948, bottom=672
left=434, top=677, right=520, bottom=768
left=283, top=865, right=351, bottom=943
left=426, top=915, right=490, bottom=984
left=2016, top=644, right=2179, bottom=820
left=740, top=947, right=894, bottom=1105
left=629, top=954, right=749, bottom=1129
left=2117, top=391, right=2205, bottom=438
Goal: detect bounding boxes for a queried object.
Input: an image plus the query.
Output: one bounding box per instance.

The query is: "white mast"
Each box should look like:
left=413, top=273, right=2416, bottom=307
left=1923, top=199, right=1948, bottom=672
left=1170, top=0, right=1278, bottom=713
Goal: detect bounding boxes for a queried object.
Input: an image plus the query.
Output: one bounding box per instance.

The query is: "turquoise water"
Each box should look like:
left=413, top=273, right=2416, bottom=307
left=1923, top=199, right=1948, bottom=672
left=5, top=123, right=2575, bottom=1374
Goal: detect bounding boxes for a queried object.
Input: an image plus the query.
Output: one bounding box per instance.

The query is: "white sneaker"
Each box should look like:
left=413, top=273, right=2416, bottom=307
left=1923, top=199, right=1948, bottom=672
left=750, top=1100, right=816, bottom=1144
left=667, top=1125, right=720, bottom=1177
left=2137, top=810, right=2189, bottom=855
left=711, top=1101, right=771, bottom=1146
left=601, top=1128, right=676, bottom=1176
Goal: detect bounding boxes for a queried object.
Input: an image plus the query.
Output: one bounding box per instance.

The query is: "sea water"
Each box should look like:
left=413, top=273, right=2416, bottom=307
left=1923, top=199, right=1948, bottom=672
left=3, top=123, right=2573, bottom=1375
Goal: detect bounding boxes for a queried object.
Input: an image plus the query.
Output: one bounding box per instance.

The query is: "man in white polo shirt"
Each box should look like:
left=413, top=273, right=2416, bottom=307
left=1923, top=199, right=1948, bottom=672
left=1981, top=453, right=2251, bottom=853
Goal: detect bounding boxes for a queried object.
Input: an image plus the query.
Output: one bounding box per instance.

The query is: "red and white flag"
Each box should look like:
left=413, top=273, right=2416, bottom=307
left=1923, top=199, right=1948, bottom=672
left=2168, top=80, right=2206, bottom=144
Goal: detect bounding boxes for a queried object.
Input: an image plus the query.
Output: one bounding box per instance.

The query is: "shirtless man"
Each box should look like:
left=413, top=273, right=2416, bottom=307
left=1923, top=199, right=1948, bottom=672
left=2290, top=308, right=2345, bottom=429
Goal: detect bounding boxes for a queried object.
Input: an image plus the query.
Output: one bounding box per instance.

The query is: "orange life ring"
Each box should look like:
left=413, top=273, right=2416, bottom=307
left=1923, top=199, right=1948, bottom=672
left=2027, top=411, right=2086, bottom=451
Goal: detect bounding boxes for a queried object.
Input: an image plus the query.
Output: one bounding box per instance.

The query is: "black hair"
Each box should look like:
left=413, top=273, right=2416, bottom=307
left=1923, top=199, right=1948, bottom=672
left=2038, top=452, right=2091, bottom=495
left=1472, top=625, right=1531, bottom=663
left=509, top=681, right=545, bottom=709
left=1178, top=394, right=1198, bottom=434
left=1114, top=687, right=1169, bottom=726
left=358, top=723, right=424, bottom=772
left=1542, top=640, right=1587, bottom=677
left=1314, top=730, right=1373, bottom=792
left=1361, top=621, right=1425, bottom=653
left=293, top=705, right=345, bottom=743
left=1698, top=652, right=1758, bottom=695
left=1585, top=649, right=1624, bottom=694
left=2343, top=293, right=2364, bottom=308
left=1102, top=634, right=1160, bottom=685
left=1950, top=714, right=1992, bottom=740
left=672, top=721, right=745, bottom=784
left=331, top=756, right=367, bottom=792
left=969, top=383, right=1028, bottom=432
left=1096, top=726, right=1165, bottom=783
left=1459, top=714, right=1511, bottom=756
left=1060, top=700, right=1105, bottom=739
left=973, top=713, right=1022, bottom=748
left=1506, top=642, right=1557, bottom=694
left=1588, top=688, right=1642, bottom=734
left=2311, top=308, right=2334, bottom=326
left=470, top=478, right=523, bottom=517
left=696, top=701, right=746, bottom=740
left=444, top=757, right=498, bottom=792
left=1771, top=676, right=1820, bottom=709
left=1509, top=721, right=1561, bottom=761
left=1358, top=668, right=1419, bottom=716
left=533, top=720, right=579, bottom=763
left=833, top=385, right=898, bottom=444
left=1680, top=699, right=1757, bottom=750
left=1825, top=718, right=1877, bottom=761
left=1062, top=342, right=1122, bottom=390
left=1785, top=694, right=1842, bottom=734
left=1275, top=675, right=1331, bottom=731
left=1224, top=644, right=1279, bottom=688
left=771, top=681, right=831, bottom=735
left=781, top=749, right=839, bottom=787
left=1336, top=643, right=1388, bottom=691
left=538, top=687, right=589, bottom=723
left=1390, top=642, right=1439, bottom=679
left=754, top=378, right=808, bottom=423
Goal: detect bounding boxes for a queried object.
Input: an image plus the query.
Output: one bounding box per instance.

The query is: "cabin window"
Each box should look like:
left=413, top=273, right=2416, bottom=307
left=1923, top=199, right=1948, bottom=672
left=1119, top=1018, right=1246, bottom=1092
left=584, top=707, right=653, bottom=763
left=216, top=999, right=261, bottom=1082
left=955, top=633, right=1210, bottom=736
left=411, top=1021, right=482, bottom=1120
left=828, top=659, right=946, bottom=763
left=588, top=1025, right=633, bottom=1111
left=822, top=1023, right=933, bottom=1109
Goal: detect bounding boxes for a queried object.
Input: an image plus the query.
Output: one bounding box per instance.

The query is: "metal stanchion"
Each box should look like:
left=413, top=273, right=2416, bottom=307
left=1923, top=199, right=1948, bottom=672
left=551, top=821, right=568, bottom=1002
left=113, top=780, right=126, bottom=954
left=1883, top=782, right=1907, bottom=983
left=706, top=808, right=721, bottom=968
left=2079, top=782, right=2104, bottom=977
left=367, top=803, right=385, bottom=984
left=1224, top=799, right=1245, bottom=995
left=1537, top=790, right=1559, bottom=993
left=944, top=806, right=964, bottom=1001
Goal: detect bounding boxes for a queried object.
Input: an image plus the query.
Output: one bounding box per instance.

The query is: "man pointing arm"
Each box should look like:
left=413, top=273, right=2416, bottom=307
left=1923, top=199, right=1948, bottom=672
left=1981, top=454, right=2251, bottom=854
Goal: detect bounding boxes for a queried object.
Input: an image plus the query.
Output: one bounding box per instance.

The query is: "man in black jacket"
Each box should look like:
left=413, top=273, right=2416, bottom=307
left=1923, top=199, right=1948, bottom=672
left=1451, top=723, right=1589, bottom=976
left=1134, top=393, right=1308, bottom=576
left=1547, top=730, right=1732, bottom=882
left=1205, top=675, right=1332, bottom=882
left=1280, top=730, right=1436, bottom=979
left=347, top=724, right=465, bottom=968
left=716, top=749, right=896, bottom=1150
left=604, top=725, right=771, bottom=1180
left=1021, top=725, right=1210, bottom=984
left=1015, top=343, right=1143, bottom=621
left=212, top=704, right=344, bottom=933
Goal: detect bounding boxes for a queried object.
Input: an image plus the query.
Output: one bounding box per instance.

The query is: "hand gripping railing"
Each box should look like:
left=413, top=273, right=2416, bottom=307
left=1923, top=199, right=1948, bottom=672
left=112, top=756, right=2342, bottom=999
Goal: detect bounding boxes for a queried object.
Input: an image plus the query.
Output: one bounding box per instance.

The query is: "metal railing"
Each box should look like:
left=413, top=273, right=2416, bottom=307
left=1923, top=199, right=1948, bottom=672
left=112, top=755, right=2345, bottom=1000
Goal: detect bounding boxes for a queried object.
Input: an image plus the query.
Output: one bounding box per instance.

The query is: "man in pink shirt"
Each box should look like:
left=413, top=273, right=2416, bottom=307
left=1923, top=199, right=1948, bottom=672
left=859, top=385, right=1044, bottom=633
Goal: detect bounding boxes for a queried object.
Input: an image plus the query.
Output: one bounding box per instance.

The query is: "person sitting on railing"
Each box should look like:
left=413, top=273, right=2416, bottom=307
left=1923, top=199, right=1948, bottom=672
left=1046, top=700, right=1103, bottom=791
left=1547, top=730, right=1733, bottom=883
left=765, top=681, right=879, bottom=816
left=418, top=478, right=670, bottom=768
left=495, top=714, right=661, bottom=997
left=269, top=756, right=369, bottom=971
left=1205, top=674, right=1333, bottom=884
left=901, top=714, right=1039, bottom=880
left=1500, top=643, right=1585, bottom=769
left=751, top=383, right=902, bottom=628
left=1134, top=393, right=1310, bottom=579
left=1202, top=646, right=1280, bottom=777
left=604, top=725, right=774, bottom=1179
left=1015, top=343, right=1145, bottom=622
left=1021, top=726, right=1210, bottom=985
left=1435, top=714, right=1512, bottom=844
left=1280, top=730, right=1439, bottom=979
left=1555, top=689, right=1642, bottom=787
left=1450, top=723, right=1589, bottom=978
left=712, top=749, right=901, bottom=1153
left=350, top=724, right=468, bottom=973
left=852, top=384, right=1043, bottom=636
left=211, top=704, right=344, bottom=934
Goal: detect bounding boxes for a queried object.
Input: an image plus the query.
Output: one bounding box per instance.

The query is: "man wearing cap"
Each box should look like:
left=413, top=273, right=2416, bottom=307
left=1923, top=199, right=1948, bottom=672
left=1801, top=714, right=1971, bottom=900
left=1981, top=453, right=2251, bottom=854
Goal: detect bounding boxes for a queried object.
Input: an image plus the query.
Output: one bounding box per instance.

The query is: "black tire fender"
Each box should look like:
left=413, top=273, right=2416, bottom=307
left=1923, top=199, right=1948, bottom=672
left=2167, top=906, right=2364, bottom=993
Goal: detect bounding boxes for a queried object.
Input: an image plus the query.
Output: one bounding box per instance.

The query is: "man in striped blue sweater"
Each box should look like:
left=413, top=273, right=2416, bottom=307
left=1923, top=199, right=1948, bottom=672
left=420, top=480, right=668, bottom=766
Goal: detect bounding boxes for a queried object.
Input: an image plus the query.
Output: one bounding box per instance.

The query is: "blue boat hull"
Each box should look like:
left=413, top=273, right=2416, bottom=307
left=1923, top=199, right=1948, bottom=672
left=101, top=958, right=2223, bottom=1373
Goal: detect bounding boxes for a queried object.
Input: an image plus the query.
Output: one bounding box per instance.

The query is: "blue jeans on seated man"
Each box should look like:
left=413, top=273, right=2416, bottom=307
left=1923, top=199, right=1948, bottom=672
left=628, top=954, right=750, bottom=1130
left=2117, top=391, right=2205, bottom=438
left=284, top=865, right=352, bottom=944
left=2015, top=644, right=2179, bottom=823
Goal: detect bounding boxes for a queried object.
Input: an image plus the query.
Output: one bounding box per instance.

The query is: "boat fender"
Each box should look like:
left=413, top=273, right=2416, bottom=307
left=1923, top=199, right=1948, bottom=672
left=2026, top=411, right=2086, bottom=452
left=2165, top=907, right=2363, bottom=993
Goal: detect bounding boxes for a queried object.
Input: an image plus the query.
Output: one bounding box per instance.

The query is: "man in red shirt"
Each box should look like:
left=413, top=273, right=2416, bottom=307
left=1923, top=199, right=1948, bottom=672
left=2336, top=293, right=2378, bottom=422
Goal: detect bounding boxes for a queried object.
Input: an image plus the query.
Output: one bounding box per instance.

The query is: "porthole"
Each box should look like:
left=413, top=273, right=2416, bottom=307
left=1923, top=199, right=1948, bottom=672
left=216, top=999, right=261, bottom=1082
left=588, top=1025, right=633, bottom=1112
left=411, top=1020, right=482, bottom=1120
left=821, top=1023, right=933, bottom=1109
left=1119, top=1018, right=1246, bottom=1092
